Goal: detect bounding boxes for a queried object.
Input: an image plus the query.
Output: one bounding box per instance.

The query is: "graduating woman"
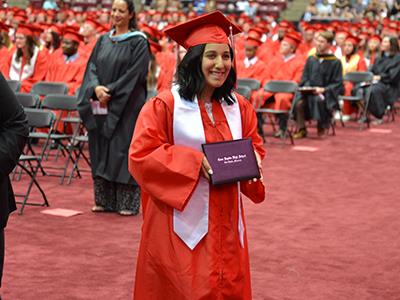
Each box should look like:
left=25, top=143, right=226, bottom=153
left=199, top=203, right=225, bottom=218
left=129, top=11, right=265, bottom=300
left=77, top=0, right=149, bottom=216
left=1, top=23, right=48, bottom=92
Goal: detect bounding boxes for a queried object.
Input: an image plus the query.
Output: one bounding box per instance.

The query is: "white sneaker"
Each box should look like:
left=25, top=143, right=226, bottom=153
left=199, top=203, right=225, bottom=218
left=342, top=115, right=351, bottom=122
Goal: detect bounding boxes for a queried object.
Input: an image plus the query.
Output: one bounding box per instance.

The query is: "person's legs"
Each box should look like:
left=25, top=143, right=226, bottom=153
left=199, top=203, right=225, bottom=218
left=93, top=177, right=117, bottom=212
left=293, top=99, right=307, bottom=138
left=116, top=184, right=140, bottom=216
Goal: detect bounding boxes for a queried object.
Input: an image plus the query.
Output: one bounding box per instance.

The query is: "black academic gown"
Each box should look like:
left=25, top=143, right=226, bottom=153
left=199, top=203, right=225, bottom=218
left=0, top=72, right=28, bottom=285
left=294, top=53, right=344, bottom=128
left=367, top=53, right=400, bottom=119
left=77, top=32, right=150, bottom=185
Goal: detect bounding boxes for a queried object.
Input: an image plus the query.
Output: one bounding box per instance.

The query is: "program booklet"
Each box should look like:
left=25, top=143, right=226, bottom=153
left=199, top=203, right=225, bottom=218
left=202, top=138, right=261, bottom=185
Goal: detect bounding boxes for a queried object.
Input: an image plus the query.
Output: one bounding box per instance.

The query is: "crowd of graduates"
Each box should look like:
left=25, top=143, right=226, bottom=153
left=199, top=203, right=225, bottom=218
left=0, top=5, right=399, bottom=139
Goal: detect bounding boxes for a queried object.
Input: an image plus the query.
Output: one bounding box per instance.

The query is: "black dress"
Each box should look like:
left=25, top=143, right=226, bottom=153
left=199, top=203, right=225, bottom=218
left=0, top=72, right=28, bottom=285
left=367, top=53, right=400, bottom=119
left=294, top=53, right=344, bottom=128
left=78, top=31, right=150, bottom=212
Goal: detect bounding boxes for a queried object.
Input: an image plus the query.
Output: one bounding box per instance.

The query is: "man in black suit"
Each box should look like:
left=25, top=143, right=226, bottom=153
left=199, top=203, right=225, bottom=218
left=0, top=72, right=28, bottom=294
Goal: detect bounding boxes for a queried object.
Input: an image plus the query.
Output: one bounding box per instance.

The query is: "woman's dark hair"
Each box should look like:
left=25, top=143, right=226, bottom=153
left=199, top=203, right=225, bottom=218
left=51, top=31, right=61, bottom=50
left=175, top=44, right=237, bottom=105
left=114, top=0, right=137, bottom=30
left=385, top=35, right=399, bottom=55
left=16, top=35, right=35, bottom=65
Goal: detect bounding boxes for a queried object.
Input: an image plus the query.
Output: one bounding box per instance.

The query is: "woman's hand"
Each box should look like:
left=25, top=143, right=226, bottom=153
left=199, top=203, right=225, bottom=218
left=314, top=87, right=325, bottom=95
left=249, top=150, right=263, bottom=184
left=200, top=156, right=213, bottom=182
left=373, top=75, right=381, bottom=82
left=95, top=85, right=111, bottom=105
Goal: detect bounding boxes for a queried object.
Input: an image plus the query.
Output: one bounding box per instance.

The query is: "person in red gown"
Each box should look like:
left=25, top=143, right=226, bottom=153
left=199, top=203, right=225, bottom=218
left=2, top=23, right=48, bottom=92
left=340, top=35, right=367, bottom=120
left=260, top=31, right=305, bottom=137
left=45, top=29, right=86, bottom=133
left=236, top=36, right=269, bottom=104
left=129, top=11, right=265, bottom=300
left=79, top=19, right=99, bottom=59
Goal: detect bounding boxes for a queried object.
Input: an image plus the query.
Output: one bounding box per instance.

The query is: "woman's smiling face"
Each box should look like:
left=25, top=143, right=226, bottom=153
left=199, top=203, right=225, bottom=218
left=201, top=43, right=232, bottom=90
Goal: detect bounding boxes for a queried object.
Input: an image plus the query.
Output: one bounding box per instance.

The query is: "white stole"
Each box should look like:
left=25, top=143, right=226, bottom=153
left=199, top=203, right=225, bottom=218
left=171, top=85, right=245, bottom=250
left=9, top=46, right=39, bottom=81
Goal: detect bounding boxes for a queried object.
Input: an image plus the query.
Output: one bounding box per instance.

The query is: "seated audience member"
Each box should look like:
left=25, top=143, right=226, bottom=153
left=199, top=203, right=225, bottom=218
left=0, top=23, right=13, bottom=71
left=1, top=24, right=48, bottom=92
left=80, top=19, right=100, bottom=58
left=236, top=35, right=269, bottom=104
left=44, top=25, right=62, bottom=55
left=366, top=36, right=400, bottom=122
left=293, top=31, right=344, bottom=138
left=298, top=24, right=315, bottom=58
left=364, top=35, right=381, bottom=68
left=260, top=31, right=304, bottom=137
left=45, top=29, right=86, bottom=133
left=340, top=35, right=367, bottom=120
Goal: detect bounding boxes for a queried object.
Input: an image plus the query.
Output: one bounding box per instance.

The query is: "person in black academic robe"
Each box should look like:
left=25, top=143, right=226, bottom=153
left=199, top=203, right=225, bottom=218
left=292, top=31, right=344, bottom=138
left=366, top=36, right=400, bottom=120
left=0, top=72, right=28, bottom=289
left=77, top=0, right=150, bottom=216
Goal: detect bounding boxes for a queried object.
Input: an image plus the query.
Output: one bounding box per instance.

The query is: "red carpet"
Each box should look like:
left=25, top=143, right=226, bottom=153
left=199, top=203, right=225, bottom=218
left=2, top=120, right=400, bottom=300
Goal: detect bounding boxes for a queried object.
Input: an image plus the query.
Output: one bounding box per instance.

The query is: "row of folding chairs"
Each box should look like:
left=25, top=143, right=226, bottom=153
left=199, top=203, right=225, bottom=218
left=236, top=71, right=392, bottom=145
left=10, top=82, right=90, bottom=213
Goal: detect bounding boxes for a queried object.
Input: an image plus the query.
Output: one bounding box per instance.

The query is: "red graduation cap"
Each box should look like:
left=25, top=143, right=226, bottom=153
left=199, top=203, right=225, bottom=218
left=63, top=29, right=84, bottom=43
left=345, top=35, right=360, bottom=46
left=0, top=22, right=11, bottom=33
left=282, top=31, right=302, bottom=48
left=164, top=11, right=242, bottom=50
left=141, top=23, right=162, bottom=40
left=369, top=34, right=381, bottom=43
left=247, top=27, right=264, bottom=40
left=84, top=18, right=102, bottom=32
left=245, top=36, right=262, bottom=47
left=16, top=23, right=36, bottom=36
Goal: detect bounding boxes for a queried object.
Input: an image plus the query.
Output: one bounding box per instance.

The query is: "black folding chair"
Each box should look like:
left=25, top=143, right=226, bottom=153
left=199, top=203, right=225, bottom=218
left=31, top=82, right=68, bottom=106
left=236, top=85, right=252, bottom=100
left=6, top=79, right=21, bottom=92
left=15, top=93, right=40, bottom=108
left=15, top=108, right=55, bottom=214
left=40, top=94, right=82, bottom=183
left=257, top=80, right=298, bottom=145
left=238, top=78, right=261, bottom=91
left=339, top=71, right=374, bottom=129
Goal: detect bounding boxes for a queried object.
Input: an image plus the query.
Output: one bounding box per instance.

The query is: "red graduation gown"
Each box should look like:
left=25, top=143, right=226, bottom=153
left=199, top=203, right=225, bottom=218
left=155, top=50, right=176, bottom=92
left=261, top=54, right=305, bottom=110
left=129, top=90, right=265, bottom=300
left=3, top=48, right=49, bottom=92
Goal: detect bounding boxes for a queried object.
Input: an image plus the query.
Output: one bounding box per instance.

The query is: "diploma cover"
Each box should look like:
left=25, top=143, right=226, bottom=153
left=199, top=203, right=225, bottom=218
left=202, top=138, right=260, bottom=185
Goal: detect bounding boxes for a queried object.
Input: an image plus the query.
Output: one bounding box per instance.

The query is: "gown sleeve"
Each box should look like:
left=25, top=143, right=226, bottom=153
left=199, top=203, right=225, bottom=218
left=128, top=95, right=204, bottom=211
left=237, top=96, right=266, bottom=203
left=77, top=36, right=103, bottom=131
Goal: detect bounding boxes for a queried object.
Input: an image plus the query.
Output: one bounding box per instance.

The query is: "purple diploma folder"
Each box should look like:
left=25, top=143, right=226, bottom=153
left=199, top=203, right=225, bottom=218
left=202, top=138, right=261, bottom=185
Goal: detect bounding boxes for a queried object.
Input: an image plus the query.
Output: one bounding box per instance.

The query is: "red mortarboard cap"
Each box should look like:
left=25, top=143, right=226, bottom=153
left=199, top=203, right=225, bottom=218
left=164, top=11, right=242, bottom=50
left=63, top=29, right=84, bottom=43
left=245, top=36, right=262, bottom=47
left=278, top=20, right=294, bottom=31
left=141, top=23, right=162, bottom=40
left=85, top=18, right=101, bottom=31
left=335, top=30, right=349, bottom=37
left=14, top=11, right=28, bottom=23
left=282, top=31, right=302, bottom=48
left=149, top=39, right=162, bottom=54
left=369, top=34, right=381, bottom=42
left=303, top=24, right=315, bottom=32
left=16, top=23, right=35, bottom=36
left=248, top=27, right=264, bottom=39
left=49, top=24, right=62, bottom=35
left=345, top=35, right=360, bottom=46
